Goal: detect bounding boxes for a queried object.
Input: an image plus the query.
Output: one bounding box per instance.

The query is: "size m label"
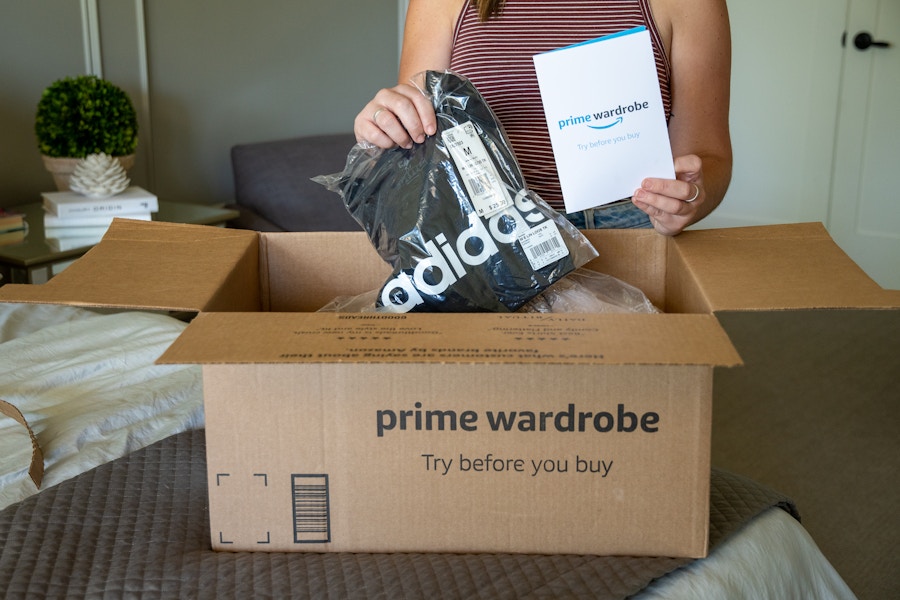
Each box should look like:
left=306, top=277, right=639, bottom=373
left=442, top=121, right=513, bottom=218
left=292, top=474, right=331, bottom=543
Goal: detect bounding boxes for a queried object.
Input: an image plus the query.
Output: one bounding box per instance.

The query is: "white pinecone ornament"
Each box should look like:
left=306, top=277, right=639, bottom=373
left=69, top=153, right=131, bottom=197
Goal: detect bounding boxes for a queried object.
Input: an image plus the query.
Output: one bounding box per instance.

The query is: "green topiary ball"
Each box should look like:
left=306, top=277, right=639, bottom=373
left=35, top=75, right=139, bottom=158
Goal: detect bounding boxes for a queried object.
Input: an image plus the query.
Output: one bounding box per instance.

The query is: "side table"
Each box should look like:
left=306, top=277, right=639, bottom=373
left=0, top=201, right=239, bottom=285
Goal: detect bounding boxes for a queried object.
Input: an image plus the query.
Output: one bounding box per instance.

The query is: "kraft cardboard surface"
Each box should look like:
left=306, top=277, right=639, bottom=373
left=0, top=220, right=261, bottom=313
left=0, top=400, right=43, bottom=488
left=258, top=231, right=392, bottom=312
left=673, top=223, right=898, bottom=311
left=202, top=361, right=712, bottom=556
left=3, top=220, right=891, bottom=314
left=158, top=311, right=741, bottom=366
left=1, top=218, right=895, bottom=557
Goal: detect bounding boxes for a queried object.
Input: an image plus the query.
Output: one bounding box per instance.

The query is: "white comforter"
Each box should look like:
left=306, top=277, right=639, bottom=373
left=0, top=303, right=203, bottom=510
left=638, top=507, right=857, bottom=599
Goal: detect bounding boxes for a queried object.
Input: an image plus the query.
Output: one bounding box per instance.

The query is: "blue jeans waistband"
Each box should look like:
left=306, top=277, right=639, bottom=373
left=564, top=200, right=652, bottom=230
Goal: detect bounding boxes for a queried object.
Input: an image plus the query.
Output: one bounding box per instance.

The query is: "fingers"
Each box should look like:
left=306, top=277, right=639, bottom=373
left=354, top=84, right=437, bottom=149
left=636, top=179, right=700, bottom=207
left=632, top=154, right=704, bottom=235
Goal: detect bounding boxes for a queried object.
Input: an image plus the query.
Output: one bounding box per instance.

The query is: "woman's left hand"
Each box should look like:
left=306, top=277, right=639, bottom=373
left=632, top=154, right=704, bottom=236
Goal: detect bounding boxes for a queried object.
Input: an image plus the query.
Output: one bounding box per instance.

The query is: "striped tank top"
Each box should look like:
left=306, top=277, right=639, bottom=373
left=449, top=0, right=672, bottom=211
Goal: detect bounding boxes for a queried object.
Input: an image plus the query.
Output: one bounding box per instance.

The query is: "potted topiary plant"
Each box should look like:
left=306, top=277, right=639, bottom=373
left=35, top=74, right=139, bottom=190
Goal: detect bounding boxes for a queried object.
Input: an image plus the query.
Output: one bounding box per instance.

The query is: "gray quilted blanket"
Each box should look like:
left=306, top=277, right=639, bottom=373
left=0, top=430, right=797, bottom=599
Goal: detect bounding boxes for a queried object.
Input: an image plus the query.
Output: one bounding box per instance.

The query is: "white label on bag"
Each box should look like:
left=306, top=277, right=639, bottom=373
left=518, top=220, right=569, bottom=271
left=442, top=122, right=513, bottom=218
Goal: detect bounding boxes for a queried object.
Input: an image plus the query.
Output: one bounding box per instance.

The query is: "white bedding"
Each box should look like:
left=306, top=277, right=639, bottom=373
left=0, top=302, right=856, bottom=598
left=0, top=302, right=204, bottom=510
left=637, top=507, right=857, bottom=599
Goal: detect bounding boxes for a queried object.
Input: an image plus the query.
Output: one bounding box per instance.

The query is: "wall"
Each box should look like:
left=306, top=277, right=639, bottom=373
left=700, top=0, right=847, bottom=229
left=1, top=1, right=87, bottom=205
left=0, top=0, right=399, bottom=208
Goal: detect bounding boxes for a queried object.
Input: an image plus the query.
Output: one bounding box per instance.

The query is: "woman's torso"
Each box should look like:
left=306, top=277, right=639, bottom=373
left=448, top=0, right=672, bottom=211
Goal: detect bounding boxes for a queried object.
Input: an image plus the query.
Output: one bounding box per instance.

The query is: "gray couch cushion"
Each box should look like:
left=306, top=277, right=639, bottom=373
left=230, top=133, right=361, bottom=232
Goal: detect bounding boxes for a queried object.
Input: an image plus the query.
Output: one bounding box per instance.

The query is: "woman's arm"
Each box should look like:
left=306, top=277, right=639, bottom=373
left=632, top=0, right=732, bottom=235
left=354, top=0, right=464, bottom=148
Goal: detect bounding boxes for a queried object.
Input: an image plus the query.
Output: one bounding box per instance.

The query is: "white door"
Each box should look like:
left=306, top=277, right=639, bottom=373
left=828, top=0, right=900, bottom=289
left=699, top=0, right=898, bottom=290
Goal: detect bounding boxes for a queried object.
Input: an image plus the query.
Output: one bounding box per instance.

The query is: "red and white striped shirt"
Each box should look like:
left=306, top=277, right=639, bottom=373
left=449, top=0, right=672, bottom=211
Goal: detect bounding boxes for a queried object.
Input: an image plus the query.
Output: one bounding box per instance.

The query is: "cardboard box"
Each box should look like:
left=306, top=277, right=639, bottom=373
left=2, top=220, right=896, bottom=557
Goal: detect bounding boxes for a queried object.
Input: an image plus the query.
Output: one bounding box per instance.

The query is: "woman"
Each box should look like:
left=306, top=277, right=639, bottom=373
left=354, top=0, right=732, bottom=235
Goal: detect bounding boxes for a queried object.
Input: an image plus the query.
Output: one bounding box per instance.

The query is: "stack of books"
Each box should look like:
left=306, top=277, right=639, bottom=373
left=42, top=186, right=158, bottom=251
left=0, top=208, right=27, bottom=246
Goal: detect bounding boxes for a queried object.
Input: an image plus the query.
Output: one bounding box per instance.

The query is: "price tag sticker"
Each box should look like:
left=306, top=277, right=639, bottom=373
left=442, top=122, right=513, bottom=218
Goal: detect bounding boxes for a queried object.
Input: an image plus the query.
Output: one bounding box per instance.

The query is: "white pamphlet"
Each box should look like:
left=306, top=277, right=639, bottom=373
left=533, top=26, right=675, bottom=213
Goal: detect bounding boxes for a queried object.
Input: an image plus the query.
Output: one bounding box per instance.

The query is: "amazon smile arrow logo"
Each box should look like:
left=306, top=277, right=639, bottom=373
left=588, top=116, right=623, bottom=130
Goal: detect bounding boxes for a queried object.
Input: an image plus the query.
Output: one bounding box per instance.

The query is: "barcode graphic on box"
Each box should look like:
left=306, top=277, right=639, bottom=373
left=292, top=474, right=331, bottom=543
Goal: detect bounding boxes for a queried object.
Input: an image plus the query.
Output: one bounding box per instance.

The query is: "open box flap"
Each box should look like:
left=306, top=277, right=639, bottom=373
left=0, top=219, right=261, bottom=313
left=0, top=399, right=43, bottom=489
left=158, top=311, right=743, bottom=366
left=671, top=222, right=900, bottom=312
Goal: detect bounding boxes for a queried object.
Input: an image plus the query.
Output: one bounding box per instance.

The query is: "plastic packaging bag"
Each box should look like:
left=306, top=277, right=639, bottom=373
left=317, top=268, right=658, bottom=315
left=519, top=268, right=660, bottom=314
left=317, top=289, right=380, bottom=313
left=314, top=70, right=598, bottom=313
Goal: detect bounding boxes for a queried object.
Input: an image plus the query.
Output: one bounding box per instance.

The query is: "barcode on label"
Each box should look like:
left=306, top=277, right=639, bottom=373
left=528, top=236, right=561, bottom=260
left=467, top=176, right=486, bottom=196
left=518, top=220, right=570, bottom=270
left=292, top=474, right=331, bottom=543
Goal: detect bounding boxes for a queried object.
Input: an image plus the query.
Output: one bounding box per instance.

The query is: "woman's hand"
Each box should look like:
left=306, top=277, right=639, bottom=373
left=632, top=154, right=705, bottom=236
left=354, top=83, right=437, bottom=149
left=639, top=0, right=731, bottom=235
left=356, top=0, right=459, bottom=148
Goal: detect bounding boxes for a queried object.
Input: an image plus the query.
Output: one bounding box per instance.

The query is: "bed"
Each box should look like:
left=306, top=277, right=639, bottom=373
left=0, top=302, right=856, bottom=598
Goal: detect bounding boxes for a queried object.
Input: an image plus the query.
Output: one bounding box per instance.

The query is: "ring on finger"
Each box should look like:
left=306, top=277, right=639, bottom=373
left=373, top=107, right=387, bottom=122
left=685, top=183, right=700, bottom=203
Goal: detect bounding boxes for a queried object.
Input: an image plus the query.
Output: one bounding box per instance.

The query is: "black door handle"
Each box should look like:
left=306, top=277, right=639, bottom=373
left=853, top=32, right=892, bottom=50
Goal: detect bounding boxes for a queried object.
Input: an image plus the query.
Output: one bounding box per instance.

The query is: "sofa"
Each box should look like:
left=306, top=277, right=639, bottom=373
left=227, top=133, right=362, bottom=232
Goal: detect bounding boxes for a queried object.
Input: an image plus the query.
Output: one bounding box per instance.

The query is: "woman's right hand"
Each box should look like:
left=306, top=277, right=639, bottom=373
left=354, top=83, right=437, bottom=149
